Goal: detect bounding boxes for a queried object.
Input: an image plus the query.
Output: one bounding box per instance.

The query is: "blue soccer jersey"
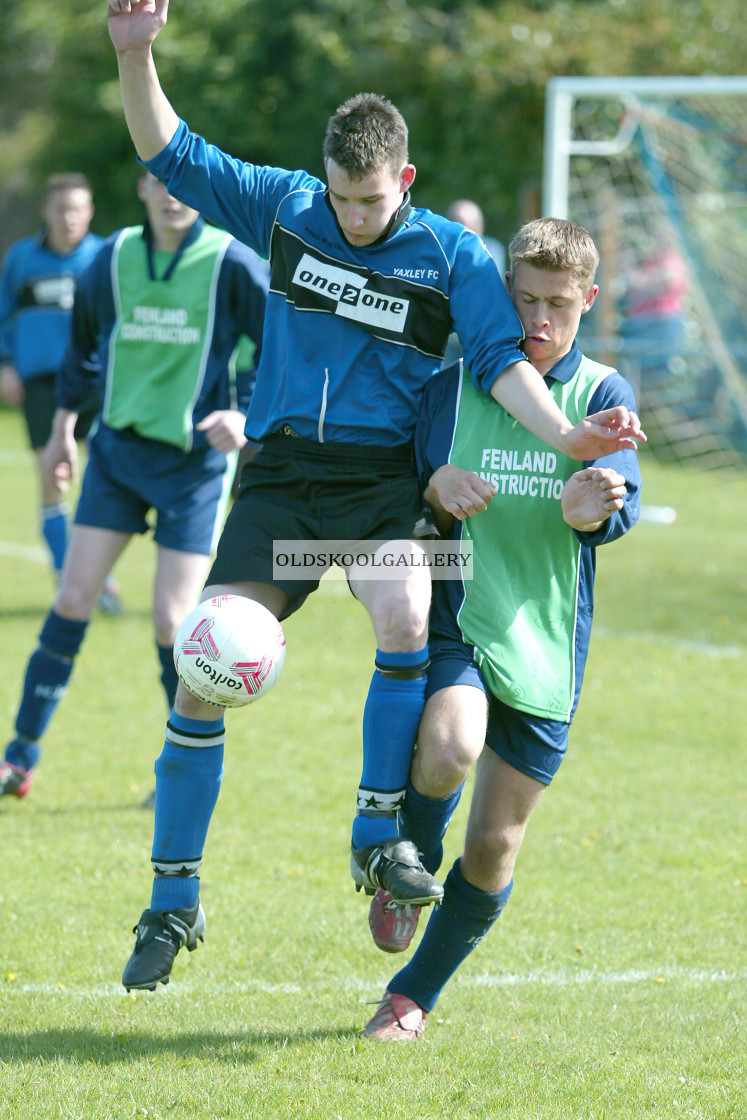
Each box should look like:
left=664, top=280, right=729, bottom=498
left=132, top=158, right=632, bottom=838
left=0, top=231, right=103, bottom=382
left=145, top=120, right=528, bottom=446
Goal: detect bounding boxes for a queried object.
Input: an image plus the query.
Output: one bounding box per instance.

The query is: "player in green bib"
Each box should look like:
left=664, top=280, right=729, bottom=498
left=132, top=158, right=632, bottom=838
left=0, top=173, right=268, bottom=801
left=363, top=218, right=643, bottom=1040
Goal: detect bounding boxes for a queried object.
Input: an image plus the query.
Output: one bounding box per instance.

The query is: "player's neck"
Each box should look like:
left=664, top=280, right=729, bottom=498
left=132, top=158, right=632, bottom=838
left=151, top=228, right=191, bottom=254
left=45, top=234, right=79, bottom=255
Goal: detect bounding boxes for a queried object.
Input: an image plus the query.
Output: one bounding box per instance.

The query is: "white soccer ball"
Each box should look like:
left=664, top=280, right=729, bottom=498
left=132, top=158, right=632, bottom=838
left=174, top=595, right=286, bottom=708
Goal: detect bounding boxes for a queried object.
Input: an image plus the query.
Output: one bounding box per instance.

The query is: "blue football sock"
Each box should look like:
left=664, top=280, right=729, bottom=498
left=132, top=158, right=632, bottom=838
left=150, top=874, right=202, bottom=913
left=5, top=737, right=41, bottom=772
left=387, top=859, right=513, bottom=1013
left=42, top=503, right=69, bottom=575
left=150, top=711, right=225, bottom=912
left=351, top=646, right=429, bottom=851
left=5, top=611, right=88, bottom=769
left=399, top=779, right=465, bottom=875
left=156, top=643, right=179, bottom=709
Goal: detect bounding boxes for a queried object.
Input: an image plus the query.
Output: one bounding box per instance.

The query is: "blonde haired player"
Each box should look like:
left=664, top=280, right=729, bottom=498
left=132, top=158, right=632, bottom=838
left=364, top=218, right=643, bottom=1040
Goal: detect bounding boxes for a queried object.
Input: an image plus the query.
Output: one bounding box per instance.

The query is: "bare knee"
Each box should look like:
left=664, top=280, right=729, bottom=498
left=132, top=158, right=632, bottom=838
left=153, top=602, right=184, bottom=647
left=374, top=597, right=429, bottom=651
left=412, top=724, right=478, bottom=797
left=467, top=822, right=518, bottom=865
left=54, top=582, right=97, bottom=621
left=412, top=688, right=486, bottom=797
left=359, top=545, right=430, bottom=651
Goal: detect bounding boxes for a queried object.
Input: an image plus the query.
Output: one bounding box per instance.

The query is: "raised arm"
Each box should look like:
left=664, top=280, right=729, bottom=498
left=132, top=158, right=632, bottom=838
left=107, top=0, right=180, bottom=160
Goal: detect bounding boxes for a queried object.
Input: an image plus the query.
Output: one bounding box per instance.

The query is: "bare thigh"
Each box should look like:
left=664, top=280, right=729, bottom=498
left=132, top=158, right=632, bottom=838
left=348, top=540, right=431, bottom=651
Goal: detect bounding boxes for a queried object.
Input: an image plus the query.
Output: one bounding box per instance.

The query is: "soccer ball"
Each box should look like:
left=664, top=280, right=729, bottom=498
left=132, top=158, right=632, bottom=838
left=174, top=595, right=286, bottom=708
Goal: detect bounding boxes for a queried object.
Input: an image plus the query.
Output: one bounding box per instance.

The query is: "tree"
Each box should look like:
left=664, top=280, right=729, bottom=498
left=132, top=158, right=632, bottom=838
left=1, top=0, right=744, bottom=251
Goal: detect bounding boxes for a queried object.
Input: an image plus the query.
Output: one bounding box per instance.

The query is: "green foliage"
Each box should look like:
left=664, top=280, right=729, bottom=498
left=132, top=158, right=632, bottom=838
left=0, top=0, right=745, bottom=247
left=0, top=412, right=745, bottom=1118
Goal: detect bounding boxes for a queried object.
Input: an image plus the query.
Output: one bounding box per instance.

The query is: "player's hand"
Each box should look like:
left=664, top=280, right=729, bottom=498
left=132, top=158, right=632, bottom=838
left=196, top=410, right=248, bottom=453
left=0, top=365, right=24, bottom=407
left=41, top=437, right=78, bottom=494
left=561, top=466, right=627, bottom=531
left=563, top=406, right=646, bottom=460
left=108, top=0, right=168, bottom=53
left=426, top=464, right=496, bottom=522
left=43, top=409, right=80, bottom=492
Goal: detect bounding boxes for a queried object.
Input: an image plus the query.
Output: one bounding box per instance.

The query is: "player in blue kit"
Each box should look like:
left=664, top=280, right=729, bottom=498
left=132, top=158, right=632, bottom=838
left=0, top=173, right=123, bottom=609
left=362, top=218, right=642, bottom=1040
left=108, top=0, right=644, bottom=994
left=0, top=171, right=268, bottom=801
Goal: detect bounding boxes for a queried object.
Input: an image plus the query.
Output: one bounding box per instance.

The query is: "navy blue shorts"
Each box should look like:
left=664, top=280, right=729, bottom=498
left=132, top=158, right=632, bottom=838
left=426, top=635, right=569, bottom=786
left=207, top=432, right=437, bottom=618
left=74, top=424, right=235, bottom=555
left=23, top=374, right=99, bottom=449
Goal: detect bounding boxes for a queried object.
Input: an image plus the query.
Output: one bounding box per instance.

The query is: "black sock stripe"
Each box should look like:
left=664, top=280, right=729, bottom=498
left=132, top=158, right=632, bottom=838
left=37, top=643, right=75, bottom=664
left=165, top=719, right=223, bottom=741
left=374, top=658, right=430, bottom=680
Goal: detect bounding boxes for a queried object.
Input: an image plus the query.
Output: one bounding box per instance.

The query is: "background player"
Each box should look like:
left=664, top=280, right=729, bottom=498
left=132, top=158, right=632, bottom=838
left=0, top=172, right=123, bottom=611
left=0, top=172, right=268, bottom=799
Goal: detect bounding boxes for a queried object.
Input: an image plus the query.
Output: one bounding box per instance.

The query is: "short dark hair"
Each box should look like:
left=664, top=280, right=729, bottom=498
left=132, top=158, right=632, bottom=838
left=323, top=93, right=409, bottom=180
left=508, top=217, right=599, bottom=287
left=44, top=172, right=93, bottom=200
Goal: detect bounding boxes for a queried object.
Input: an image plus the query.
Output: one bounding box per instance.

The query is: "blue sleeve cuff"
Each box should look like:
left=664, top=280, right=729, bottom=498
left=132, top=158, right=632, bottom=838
left=470, top=348, right=527, bottom=396
left=138, top=118, right=189, bottom=176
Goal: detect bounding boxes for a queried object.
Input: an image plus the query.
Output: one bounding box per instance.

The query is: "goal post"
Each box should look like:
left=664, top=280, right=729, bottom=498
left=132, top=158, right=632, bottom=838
left=543, top=76, right=747, bottom=469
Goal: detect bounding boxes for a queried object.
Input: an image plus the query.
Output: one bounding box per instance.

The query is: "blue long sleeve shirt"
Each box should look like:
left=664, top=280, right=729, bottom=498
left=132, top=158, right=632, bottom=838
left=0, top=230, right=103, bottom=381
left=145, top=120, right=527, bottom=446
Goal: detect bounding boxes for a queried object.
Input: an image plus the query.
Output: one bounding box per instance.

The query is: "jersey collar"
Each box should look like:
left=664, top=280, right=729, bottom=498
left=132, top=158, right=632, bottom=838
left=542, top=339, right=582, bottom=384
left=141, top=215, right=205, bottom=281
left=323, top=190, right=412, bottom=248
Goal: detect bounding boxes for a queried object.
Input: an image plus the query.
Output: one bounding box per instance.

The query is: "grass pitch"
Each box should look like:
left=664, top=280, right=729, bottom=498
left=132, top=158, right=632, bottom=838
left=0, top=408, right=745, bottom=1119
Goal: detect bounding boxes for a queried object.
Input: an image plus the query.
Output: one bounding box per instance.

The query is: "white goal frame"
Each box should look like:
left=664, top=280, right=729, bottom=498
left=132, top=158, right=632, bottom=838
left=543, top=75, right=747, bottom=219
left=542, top=75, right=747, bottom=466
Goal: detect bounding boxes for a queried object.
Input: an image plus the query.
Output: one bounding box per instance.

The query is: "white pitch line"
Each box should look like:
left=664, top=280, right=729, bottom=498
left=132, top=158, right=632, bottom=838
left=594, top=625, right=742, bottom=659
left=0, top=539, right=47, bottom=563
left=0, top=535, right=743, bottom=659
left=471, top=966, right=747, bottom=987
left=0, top=449, right=35, bottom=466
left=7, top=967, right=746, bottom=999
left=0, top=537, right=362, bottom=581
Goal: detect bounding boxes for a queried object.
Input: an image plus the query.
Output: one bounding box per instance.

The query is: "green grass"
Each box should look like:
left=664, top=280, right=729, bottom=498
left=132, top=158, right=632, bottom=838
left=0, top=407, right=745, bottom=1119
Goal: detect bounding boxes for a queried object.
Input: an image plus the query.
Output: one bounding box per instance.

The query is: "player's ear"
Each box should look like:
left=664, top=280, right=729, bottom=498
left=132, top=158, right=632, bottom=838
left=581, top=284, right=599, bottom=314
left=400, top=164, right=416, bottom=193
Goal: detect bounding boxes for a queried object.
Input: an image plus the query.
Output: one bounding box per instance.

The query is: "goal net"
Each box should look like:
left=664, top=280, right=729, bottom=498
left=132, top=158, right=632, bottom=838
left=544, top=76, right=747, bottom=470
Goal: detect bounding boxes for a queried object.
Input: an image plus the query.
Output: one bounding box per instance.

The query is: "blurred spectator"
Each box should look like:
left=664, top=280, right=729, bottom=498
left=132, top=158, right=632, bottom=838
left=446, top=199, right=506, bottom=276
left=444, top=200, right=507, bottom=366
left=619, top=242, right=688, bottom=397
